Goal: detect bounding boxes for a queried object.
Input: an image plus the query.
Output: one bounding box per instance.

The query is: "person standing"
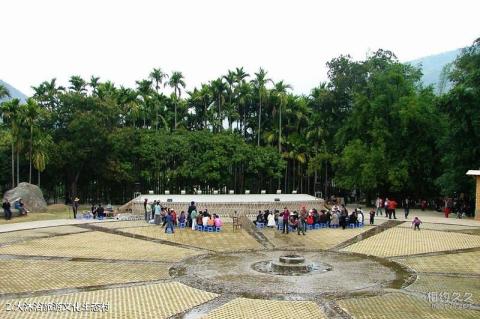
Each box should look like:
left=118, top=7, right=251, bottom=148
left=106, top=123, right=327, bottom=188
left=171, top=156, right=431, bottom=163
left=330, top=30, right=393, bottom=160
left=369, top=208, right=375, bottom=225
left=165, top=211, right=175, bottom=233
left=143, top=198, right=148, bottom=221
left=97, top=204, right=104, bottom=219
left=191, top=209, right=198, bottom=230
left=282, top=207, right=290, bottom=234
left=187, top=201, right=196, bottom=228
left=298, top=207, right=307, bottom=235
left=384, top=198, right=389, bottom=217
left=72, top=197, right=80, bottom=219
left=2, top=199, right=11, bottom=220
left=150, top=200, right=156, bottom=220
left=403, top=198, right=410, bottom=219
left=375, top=197, right=383, bottom=216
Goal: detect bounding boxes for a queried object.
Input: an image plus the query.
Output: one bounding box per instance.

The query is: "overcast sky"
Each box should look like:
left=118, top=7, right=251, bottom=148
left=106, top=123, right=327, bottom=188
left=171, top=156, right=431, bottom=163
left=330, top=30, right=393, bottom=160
left=1, top=0, right=479, bottom=96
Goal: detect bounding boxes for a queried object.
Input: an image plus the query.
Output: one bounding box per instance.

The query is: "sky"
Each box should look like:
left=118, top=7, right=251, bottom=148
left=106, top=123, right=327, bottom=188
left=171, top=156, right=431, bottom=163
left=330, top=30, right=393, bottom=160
left=1, top=0, right=479, bottom=96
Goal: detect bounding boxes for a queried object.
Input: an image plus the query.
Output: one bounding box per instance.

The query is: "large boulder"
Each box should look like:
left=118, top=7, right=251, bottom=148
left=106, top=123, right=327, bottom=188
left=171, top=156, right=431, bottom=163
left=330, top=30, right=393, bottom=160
left=3, top=182, right=48, bottom=213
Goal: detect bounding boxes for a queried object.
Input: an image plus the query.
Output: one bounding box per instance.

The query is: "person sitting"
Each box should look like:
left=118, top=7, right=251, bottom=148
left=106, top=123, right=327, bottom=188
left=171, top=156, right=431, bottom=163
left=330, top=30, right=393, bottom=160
left=313, top=210, right=320, bottom=224
left=202, top=212, right=209, bottom=227
left=306, top=212, right=314, bottom=226
left=331, top=211, right=340, bottom=227
left=214, top=214, right=223, bottom=228
left=267, top=211, right=276, bottom=228
left=207, top=216, right=215, bottom=227
left=255, top=211, right=264, bottom=225
left=178, top=211, right=186, bottom=224
left=325, top=210, right=332, bottom=227
left=349, top=211, right=358, bottom=226
left=319, top=210, right=327, bottom=224
left=96, top=204, right=104, bottom=219
left=289, top=216, right=298, bottom=230
left=196, top=211, right=203, bottom=226
left=15, top=198, right=29, bottom=215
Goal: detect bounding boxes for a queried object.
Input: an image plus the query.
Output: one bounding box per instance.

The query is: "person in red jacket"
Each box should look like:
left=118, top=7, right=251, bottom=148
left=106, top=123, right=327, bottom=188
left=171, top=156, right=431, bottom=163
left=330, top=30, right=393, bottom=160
left=388, top=199, right=398, bottom=219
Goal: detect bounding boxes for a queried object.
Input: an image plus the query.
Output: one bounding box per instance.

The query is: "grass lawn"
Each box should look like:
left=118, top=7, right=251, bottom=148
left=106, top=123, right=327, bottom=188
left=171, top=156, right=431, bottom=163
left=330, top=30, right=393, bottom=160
left=0, top=204, right=90, bottom=225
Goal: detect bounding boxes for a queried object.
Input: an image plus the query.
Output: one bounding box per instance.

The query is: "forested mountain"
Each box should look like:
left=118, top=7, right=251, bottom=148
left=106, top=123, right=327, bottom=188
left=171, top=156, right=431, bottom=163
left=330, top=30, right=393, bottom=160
left=407, top=48, right=462, bottom=94
left=0, top=39, right=478, bottom=208
left=0, top=80, right=27, bottom=103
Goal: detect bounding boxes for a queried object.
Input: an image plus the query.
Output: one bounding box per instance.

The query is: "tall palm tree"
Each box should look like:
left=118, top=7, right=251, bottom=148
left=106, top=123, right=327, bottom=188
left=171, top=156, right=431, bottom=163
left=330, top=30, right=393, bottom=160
left=167, top=71, right=186, bottom=130
left=273, top=81, right=292, bottom=153
left=32, top=133, right=52, bottom=187
left=22, top=98, right=41, bottom=183
left=149, top=68, right=169, bottom=93
left=210, top=78, right=227, bottom=132
left=251, top=68, right=272, bottom=146
left=136, top=79, right=154, bottom=128
left=0, top=98, right=19, bottom=187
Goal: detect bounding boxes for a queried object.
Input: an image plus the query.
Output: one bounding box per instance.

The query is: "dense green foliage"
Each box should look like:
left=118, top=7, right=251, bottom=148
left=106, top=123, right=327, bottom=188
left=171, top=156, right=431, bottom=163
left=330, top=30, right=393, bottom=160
left=0, top=39, right=479, bottom=204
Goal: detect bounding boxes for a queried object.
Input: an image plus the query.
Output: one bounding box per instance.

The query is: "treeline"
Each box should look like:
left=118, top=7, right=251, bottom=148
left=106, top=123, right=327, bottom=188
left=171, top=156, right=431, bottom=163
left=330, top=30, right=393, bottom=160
left=0, top=39, right=479, bottom=205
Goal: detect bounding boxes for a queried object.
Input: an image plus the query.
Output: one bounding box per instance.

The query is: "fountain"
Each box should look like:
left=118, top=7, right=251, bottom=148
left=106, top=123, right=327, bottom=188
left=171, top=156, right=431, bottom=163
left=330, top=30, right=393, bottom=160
left=252, top=254, right=332, bottom=276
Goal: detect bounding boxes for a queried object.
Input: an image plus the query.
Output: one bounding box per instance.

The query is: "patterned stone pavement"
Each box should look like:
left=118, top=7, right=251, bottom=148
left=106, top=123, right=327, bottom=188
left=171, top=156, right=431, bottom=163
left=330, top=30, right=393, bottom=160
left=120, top=224, right=263, bottom=252
left=340, top=227, right=480, bottom=257
left=0, top=216, right=478, bottom=318
left=0, top=231, right=200, bottom=262
left=0, top=226, right=89, bottom=246
left=406, top=274, right=480, bottom=304
left=0, top=259, right=171, bottom=294
left=203, top=298, right=326, bottom=319
left=393, top=251, right=480, bottom=275
left=338, top=292, right=479, bottom=319
left=262, top=226, right=372, bottom=250
left=0, top=282, right=217, bottom=319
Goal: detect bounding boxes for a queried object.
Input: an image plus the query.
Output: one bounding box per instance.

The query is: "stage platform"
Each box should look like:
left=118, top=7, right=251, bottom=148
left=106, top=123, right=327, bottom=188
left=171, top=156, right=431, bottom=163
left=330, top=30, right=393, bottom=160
left=121, top=194, right=324, bottom=217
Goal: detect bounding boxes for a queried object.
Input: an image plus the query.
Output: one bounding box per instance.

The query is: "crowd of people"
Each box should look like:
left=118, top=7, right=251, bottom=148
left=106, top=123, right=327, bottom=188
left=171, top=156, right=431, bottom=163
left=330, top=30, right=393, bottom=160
left=144, top=200, right=223, bottom=233
left=254, top=205, right=366, bottom=235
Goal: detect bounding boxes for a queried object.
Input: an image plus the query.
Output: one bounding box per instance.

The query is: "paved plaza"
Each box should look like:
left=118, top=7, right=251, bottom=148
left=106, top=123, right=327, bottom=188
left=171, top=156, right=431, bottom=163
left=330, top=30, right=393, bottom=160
left=0, top=210, right=478, bottom=318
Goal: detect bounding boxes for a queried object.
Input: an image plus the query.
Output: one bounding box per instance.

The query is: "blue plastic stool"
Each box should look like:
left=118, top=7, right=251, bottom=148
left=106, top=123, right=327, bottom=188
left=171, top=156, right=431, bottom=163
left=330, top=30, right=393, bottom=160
left=215, top=227, right=221, bottom=232
left=277, top=223, right=283, bottom=230
left=256, top=223, right=265, bottom=229
left=196, top=225, right=203, bottom=231
left=320, top=223, right=327, bottom=228
left=331, top=224, right=338, bottom=228
left=358, top=222, right=364, bottom=227
left=314, top=224, right=320, bottom=229
left=203, top=226, right=209, bottom=231
left=179, top=222, right=186, bottom=228
left=349, top=223, right=355, bottom=228
left=207, top=226, right=214, bottom=232
left=307, top=224, right=313, bottom=230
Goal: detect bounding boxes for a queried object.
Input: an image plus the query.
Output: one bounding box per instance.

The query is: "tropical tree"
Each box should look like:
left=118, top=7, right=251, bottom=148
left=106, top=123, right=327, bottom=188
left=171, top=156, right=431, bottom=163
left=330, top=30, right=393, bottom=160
left=22, top=98, right=42, bottom=183
left=167, top=71, right=186, bottom=130
left=272, top=81, right=292, bottom=153
left=0, top=84, right=10, bottom=99
left=149, top=68, right=169, bottom=93
left=0, top=98, right=19, bottom=187
left=251, top=68, right=272, bottom=146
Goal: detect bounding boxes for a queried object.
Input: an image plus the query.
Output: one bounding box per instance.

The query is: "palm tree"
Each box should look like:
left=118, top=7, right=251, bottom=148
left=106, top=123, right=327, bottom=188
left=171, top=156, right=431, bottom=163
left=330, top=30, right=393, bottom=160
left=149, top=68, right=169, bottom=93
left=167, top=71, right=186, bottom=130
left=210, top=78, right=227, bottom=132
left=69, top=76, right=87, bottom=94
left=23, top=98, right=41, bottom=183
left=89, top=76, right=100, bottom=96
left=0, top=98, right=19, bottom=187
left=0, top=84, right=10, bottom=99
left=273, top=81, right=292, bottom=153
left=251, top=68, right=272, bottom=146
left=136, top=79, right=154, bottom=128
left=32, top=133, right=52, bottom=187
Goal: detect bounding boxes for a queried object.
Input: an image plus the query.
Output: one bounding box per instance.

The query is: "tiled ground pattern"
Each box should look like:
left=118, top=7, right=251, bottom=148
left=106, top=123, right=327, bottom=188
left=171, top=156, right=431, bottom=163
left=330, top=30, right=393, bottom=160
left=0, top=282, right=218, bottom=319
left=203, top=298, right=326, bottom=319
left=0, top=226, right=89, bottom=245
left=92, top=220, right=151, bottom=230
left=0, top=231, right=199, bottom=262
left=121, top=224, right=263, bottom=251
left=406, top=274, right=480, bottom=304
left=397, top=222, right=480, bottom=231
left=394, top=251, right=480, bottom=275
left=340, top=228, right=480, bottom=257
left=0, top=259, right=171, bottom=294
left=338, top=292, right=479, bottom=319
left=262, top=226, right=372, bottom=250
